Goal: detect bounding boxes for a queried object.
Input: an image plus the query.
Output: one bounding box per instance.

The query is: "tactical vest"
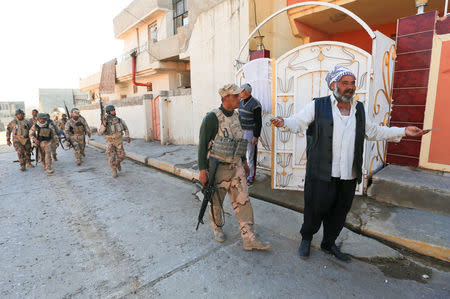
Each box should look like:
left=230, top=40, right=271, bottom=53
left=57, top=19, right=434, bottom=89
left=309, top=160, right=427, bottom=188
left=306, top=96, right=365, bottom=183
left=239, top=97, right=261, bottom=131
left=36, top=123, right=52, bottom=142
left=12, top=119, right=29, bottom=138
left=209, top=109, right=248, bottom=164
left=72, top=120, right=85, bottom=135
left=105, top=116, right=124, bottom=135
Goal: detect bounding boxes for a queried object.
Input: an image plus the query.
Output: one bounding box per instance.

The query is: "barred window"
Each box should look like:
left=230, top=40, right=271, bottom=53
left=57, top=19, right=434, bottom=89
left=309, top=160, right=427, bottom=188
left=173, top=0, right=188, bottom=34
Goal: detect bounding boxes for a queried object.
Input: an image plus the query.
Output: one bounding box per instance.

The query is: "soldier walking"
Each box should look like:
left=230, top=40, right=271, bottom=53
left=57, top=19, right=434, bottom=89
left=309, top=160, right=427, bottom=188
left=6, top=109, right=34, bottom=171
left=29, top=109, right=39, bottom=126
left=57, top=114, right=68, bottom=131
left=29, top=113, right=59, bottom=174
left=47, top=113, right=60, bottom=161
left=64, top=109, right=91, bottom=165
left=198, top=84, right=270, bottom=251
left=98, top=105, right=130, bottom=178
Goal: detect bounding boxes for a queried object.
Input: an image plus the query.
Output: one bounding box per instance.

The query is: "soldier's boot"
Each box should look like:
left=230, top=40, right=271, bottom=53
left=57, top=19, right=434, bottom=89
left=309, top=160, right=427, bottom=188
left=213, top=228, right=226, bottom=243
left=116, top=162, right=121, bottom=172
left=20, top=164, right=26, bottom=171
left=76, top=159, right=82, bottom=166
left=52, top=154, right=58, bottom=161
left=46, top=168, right=54, bottom=174
left=112, top=168, right=118, bottom=178
left=26, top=163, right=34, bottom=168
left=82, top=152, right=85, bottom=157
left=242, top=235, right=271, bottom=251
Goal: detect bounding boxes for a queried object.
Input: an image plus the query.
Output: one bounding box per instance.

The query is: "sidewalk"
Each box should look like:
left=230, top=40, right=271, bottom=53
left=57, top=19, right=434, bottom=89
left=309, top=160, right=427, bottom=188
left=87, top=135, right=450, bottom=263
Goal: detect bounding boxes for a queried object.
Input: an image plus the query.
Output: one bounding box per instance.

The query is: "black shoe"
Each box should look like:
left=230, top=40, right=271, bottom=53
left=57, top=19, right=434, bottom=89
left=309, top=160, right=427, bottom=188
left=299, top=239, right=311, bottom=259
left=321, top=243, right=351, bottom=262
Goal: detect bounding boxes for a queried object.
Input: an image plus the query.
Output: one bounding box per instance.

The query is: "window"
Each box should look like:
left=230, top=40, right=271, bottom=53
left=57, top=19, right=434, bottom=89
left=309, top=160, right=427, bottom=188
left=173, top=0, right=188, bottom=34
left=149, top=23, right=158, bottom=43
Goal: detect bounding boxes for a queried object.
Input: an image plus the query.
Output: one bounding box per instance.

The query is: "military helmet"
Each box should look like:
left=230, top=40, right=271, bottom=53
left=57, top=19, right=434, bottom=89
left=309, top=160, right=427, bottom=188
left=105, top=105, right=115, bottom=114
left=37, top=113, right=49, bottom=119
left=71, top=108, right=80, bottom=113
left=15, top=109, right=24, bottom=115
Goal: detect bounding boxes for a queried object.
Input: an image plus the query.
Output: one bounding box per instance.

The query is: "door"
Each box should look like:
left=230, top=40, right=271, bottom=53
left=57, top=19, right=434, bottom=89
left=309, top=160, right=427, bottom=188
left=152, top=96, right=161, bottom=141
left=272, top=41, right=372, bottom=194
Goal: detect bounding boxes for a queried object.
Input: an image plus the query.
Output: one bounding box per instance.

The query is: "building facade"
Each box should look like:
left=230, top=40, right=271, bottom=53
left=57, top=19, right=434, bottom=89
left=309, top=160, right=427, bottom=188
left=0, top=101, right=25, bottom=131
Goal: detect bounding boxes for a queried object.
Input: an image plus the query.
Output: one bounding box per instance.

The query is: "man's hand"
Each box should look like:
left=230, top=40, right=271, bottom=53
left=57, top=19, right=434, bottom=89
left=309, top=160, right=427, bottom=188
left=251, top=137, right=258, bottom=145
left=88, top=133, right=91, bottom=138
left=270, top=116, right=284, bottom=127
left=102, top=120, right=107, bottom=126
left=126, top=137, right=131, bottom=143
left=56, top=142, right=59, bottom=148
left=199, top=169, right=208, bottom=187
left=7, top=140, right=11, bottom=146
left=405, top=126, right=429, bottom=137
left=243, top=162, right=250, bottom=177
left=65, top=141, right=70, bottom=147
left=34, top=140, right=40, bottom=146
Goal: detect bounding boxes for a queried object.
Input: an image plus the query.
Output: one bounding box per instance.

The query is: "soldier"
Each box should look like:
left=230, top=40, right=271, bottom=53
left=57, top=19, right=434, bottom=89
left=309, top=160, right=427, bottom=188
left=198, top=83, right=271, bottom=251
left=57, top=114, right=68, bottom=131
left=30, top=109, right=39, bottom=126
left=6, top=109, right=34, bottom=171
left=65, top=109, right=91, bottom=165
left=98, top=105, right=130, bottom=178
left=47, top=113, right=60, bottom=161
left=29, top=113, right=59, bottom=174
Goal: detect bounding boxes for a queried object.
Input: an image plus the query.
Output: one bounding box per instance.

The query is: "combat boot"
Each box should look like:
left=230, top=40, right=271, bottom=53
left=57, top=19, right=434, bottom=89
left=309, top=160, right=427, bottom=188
left=112, top=168, right=118, bottom=178
left=116, top=162, right=121, bottom=172
left=52, top=154, right=58, bottom=161
left=76, top=159, right=82, bottom=166
left=26, top=163, right=34, bottom=168
left=213, top=228, right=226, bottom=243
left=45, top=168, right=54, bottom=174
left=20, top=164, right=26, bottom=171
left=242, top=235, right=271, bottom=251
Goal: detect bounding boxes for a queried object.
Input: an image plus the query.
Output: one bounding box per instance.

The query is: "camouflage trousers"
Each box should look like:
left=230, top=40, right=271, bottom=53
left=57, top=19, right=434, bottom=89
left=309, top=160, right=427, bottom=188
left=50, top=140, right=57, bottom=157
left=71, top=134, right=85, bottom=163
left=13, top=139, right=32, bottom=166
left=209, top=161, right=255, bottom=240
left=105, top=137, right=125, bottom=170
left=38, top=141, right=53, bottom=171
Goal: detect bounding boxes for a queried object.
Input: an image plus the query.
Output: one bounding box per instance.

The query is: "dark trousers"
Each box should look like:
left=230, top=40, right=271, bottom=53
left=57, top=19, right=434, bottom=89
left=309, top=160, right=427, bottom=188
left=300, top=176, right=357, bottom=246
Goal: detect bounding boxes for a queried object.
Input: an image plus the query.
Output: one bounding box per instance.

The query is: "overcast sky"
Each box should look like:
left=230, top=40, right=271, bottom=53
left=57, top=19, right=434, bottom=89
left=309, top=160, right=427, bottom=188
left=0, top=0, right=131, bottom=109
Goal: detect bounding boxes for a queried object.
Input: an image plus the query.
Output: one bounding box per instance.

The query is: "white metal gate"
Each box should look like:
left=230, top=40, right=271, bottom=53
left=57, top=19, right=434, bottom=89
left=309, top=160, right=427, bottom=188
left=272, top=32, right=395, bottom=194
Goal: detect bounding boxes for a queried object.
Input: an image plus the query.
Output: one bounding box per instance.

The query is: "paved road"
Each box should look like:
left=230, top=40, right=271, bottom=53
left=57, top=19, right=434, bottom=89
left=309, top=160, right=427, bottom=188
left=0, top=145, right=449, bottom=298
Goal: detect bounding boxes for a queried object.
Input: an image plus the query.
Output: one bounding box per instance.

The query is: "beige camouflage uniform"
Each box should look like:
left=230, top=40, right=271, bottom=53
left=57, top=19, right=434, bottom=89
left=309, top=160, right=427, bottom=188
left=208, top=108, right=266, bottom=249
left=64, top=117, right=91, bottom=165
left=48, top=120, right=60, bottom=160
left=6, top=118, right=33, bottom=170
left=99, top=115, right=129, bottom=177
left=29, top=122, right=59, bottom=173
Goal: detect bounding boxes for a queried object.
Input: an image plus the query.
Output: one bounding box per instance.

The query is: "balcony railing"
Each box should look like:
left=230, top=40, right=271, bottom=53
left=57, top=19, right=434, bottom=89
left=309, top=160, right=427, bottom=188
left=116, top=41, right=149, bottom=63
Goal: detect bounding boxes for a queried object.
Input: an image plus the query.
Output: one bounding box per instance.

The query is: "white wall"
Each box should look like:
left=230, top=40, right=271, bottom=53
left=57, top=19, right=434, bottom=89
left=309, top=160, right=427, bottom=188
left=164, top=95, right=195, bottom=145
left=189, top=0, right=249, bottom=144
left=79, top=104, right=147, bottom=139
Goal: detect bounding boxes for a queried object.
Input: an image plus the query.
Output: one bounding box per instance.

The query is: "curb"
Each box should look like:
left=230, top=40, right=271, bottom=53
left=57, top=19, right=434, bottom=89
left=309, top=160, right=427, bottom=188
left=87, top=139, right=199, bottom=182
left=86, top=139, right=449, bottom=263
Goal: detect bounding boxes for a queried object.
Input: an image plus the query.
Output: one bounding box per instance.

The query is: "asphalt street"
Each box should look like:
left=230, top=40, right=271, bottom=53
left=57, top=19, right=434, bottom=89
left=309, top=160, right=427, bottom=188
left=0, top=144, right=449, bottom=298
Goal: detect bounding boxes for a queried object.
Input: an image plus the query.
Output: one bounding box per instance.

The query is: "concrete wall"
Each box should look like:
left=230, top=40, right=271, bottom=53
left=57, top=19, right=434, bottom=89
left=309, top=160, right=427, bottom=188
left=164, top=94, right=195, bottom=145
left=189, top=0, right=250, bottom=143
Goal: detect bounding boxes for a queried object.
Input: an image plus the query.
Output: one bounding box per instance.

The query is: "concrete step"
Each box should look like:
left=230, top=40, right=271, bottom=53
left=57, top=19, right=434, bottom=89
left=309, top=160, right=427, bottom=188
left=367, top=165, right=450, bottom=216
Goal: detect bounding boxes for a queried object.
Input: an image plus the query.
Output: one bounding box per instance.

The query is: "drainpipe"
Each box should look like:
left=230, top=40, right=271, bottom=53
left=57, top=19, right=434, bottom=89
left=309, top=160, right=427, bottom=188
left=130, top=51, right=153, bottom=88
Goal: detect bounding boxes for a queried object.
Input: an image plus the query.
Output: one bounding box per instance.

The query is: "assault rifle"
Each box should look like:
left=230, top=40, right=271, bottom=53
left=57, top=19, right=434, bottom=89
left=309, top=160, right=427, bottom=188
left=196, top=157, right=220, bottom=230
left=34, top=145, right=39, bottom=166
left=63, top=102, right=74, bottom=148
left=100, top=99, right=105, bottom=124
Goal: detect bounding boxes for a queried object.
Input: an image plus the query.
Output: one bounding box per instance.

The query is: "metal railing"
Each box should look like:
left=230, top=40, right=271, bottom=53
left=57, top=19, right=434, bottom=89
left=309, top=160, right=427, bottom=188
left=116, top=41, right=149, bottom=63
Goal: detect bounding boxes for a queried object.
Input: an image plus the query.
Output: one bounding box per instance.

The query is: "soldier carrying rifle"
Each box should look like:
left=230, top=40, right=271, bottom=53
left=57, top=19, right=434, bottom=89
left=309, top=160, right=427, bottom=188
left=197, top=83, right=270, bottom=251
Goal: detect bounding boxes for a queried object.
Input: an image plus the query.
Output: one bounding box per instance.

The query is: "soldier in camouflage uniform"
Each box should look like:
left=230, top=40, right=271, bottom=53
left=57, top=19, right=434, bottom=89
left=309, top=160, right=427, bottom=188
left=46, top=113, right=60, bottom=161
left=29, top=113, right=59, bottom=174
left=6, top=109, right=34, bottom=171
left=57, top=114, right=68, bottom=131
left=29, top=109, right=39, bottom=126
left=65, top=109, right=91, bottom=165
left=198, top=84, right=271, bottom=251
left=99, top=105, right=130, bottom=178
